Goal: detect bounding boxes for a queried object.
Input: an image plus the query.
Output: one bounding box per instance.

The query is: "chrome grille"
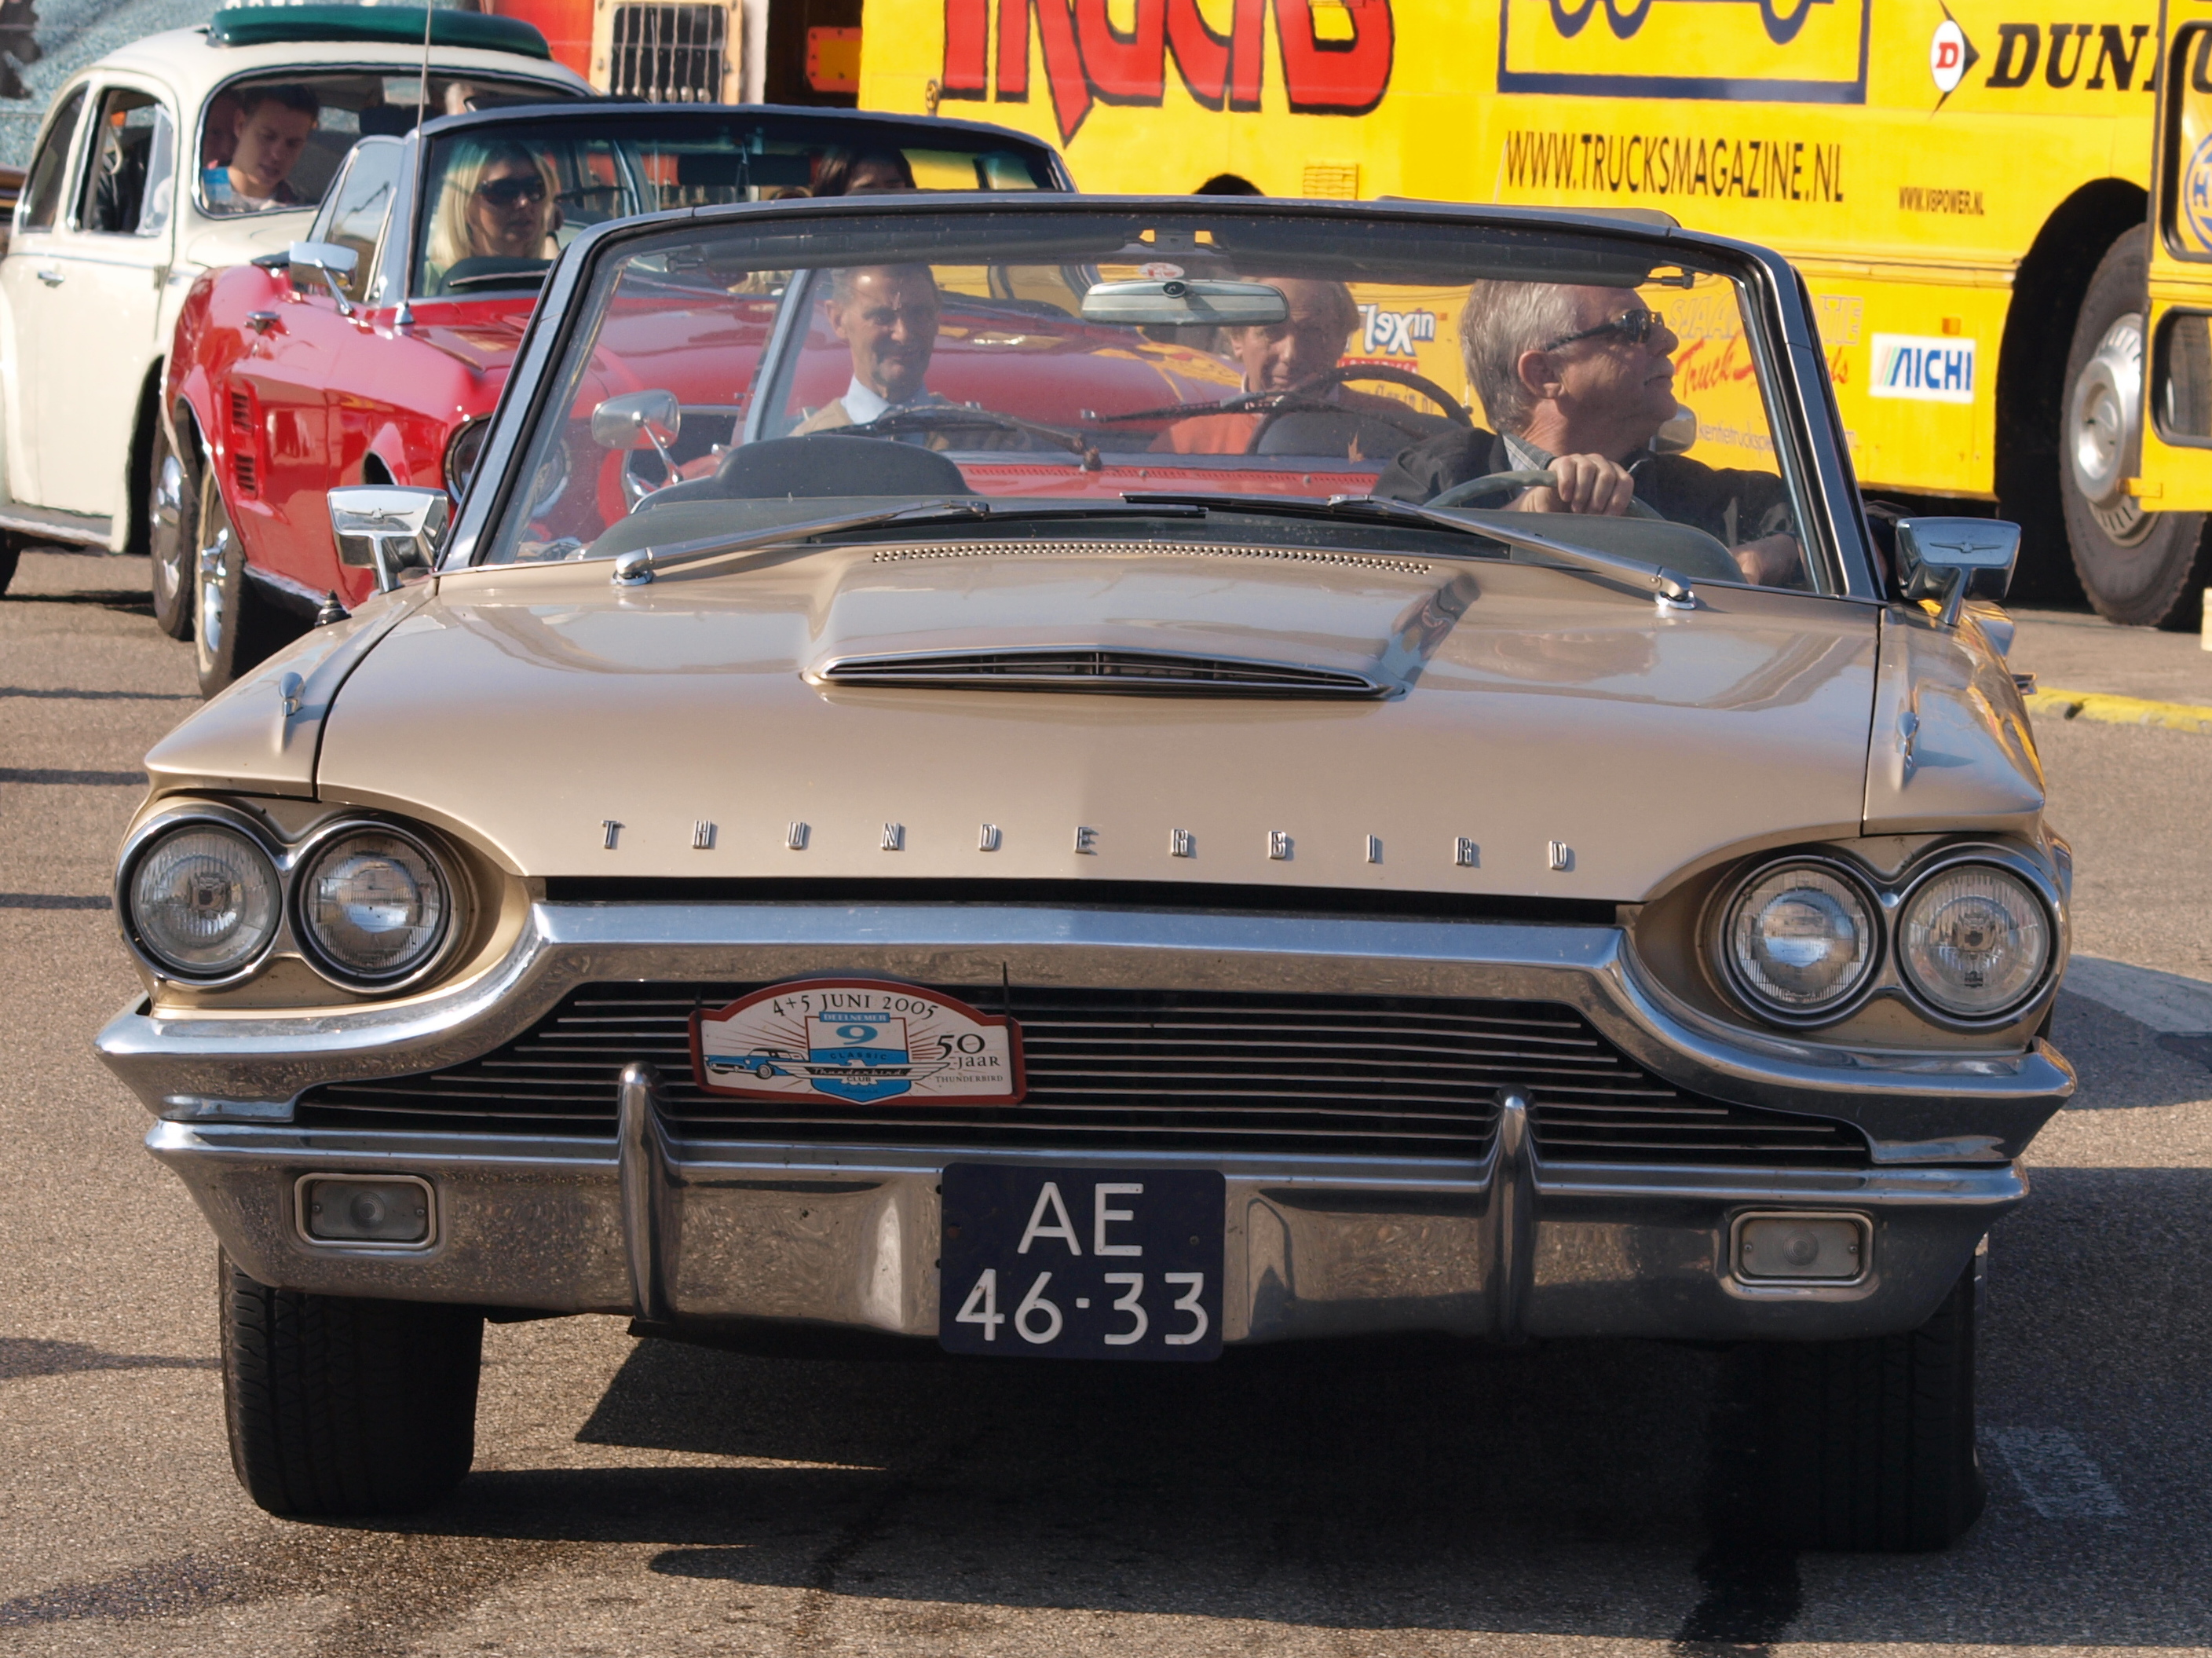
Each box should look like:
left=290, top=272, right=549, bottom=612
left=609, top=4, right=726, bottom=103
left=294, top=983, right=1870, bottom=1166
left=817, top=648, right=1388, bottom=697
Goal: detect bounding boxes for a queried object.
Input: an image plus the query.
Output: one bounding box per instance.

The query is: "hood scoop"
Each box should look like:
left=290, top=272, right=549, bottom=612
left=815, top=646, right=1392, bottom=698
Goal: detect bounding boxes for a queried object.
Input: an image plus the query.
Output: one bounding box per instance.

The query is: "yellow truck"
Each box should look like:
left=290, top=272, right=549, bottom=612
left=863, top=0, right=2212, bottom=626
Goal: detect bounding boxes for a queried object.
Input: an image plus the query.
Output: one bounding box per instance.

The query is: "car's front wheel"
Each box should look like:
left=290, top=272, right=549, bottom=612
left=190, top=457, right=276, bottom=697
left=220, top=1254, right=483, bottom=1517
left=148, top=422, right=197, bottom=640
left=1753, top=1261, right=1986, bottom=1551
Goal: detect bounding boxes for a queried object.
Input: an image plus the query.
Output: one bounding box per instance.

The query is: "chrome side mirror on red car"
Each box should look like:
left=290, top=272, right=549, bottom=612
left=592, top=390, right=683, bottom=507
left=328, top=486, right=452, bottom=595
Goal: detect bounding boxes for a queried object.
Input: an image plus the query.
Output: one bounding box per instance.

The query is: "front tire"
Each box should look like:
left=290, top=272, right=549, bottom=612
left=221, top=1254, right=483, bottom=1518
left=148, top=422, right=196, bottom=639
left=2061, top=231, right=2212, bottom=626
left=191, top=455, right=276, bottom=696
left=1753, top=1265, right=1986, bottom=1552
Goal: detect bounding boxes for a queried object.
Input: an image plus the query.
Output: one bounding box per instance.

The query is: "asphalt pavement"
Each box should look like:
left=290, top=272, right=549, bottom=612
left=2, top=549, right=2209, bottom=1655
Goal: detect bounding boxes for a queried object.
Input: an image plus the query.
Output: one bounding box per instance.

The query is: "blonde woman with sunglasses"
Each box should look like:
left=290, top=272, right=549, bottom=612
left=425, top=139, right=561, bottom=290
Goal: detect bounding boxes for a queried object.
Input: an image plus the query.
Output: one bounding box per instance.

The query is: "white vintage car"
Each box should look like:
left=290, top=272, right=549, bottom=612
left=97, top=193, right=2071, bottom=1551
left=0, top=3, right=588, bottom=602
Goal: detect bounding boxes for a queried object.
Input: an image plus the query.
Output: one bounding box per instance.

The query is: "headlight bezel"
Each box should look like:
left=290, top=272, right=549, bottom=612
left=115, top=806, right=285, bottom=986
left=1714, top=855, right=1885, bottom=1026
left=116, top=803, right=466, bottom=995
left=291, top=818, right=456, bottom=990
left=1702, top=840, right=2066, bottom=1034
left=1894, top=850, right=2061, bottom=1025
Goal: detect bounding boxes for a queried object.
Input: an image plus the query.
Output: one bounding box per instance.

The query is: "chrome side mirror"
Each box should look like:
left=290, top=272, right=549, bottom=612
left=592, top=390, right=683, bottom=505
left=288, top=239, right=360, bottom=315
left=328, top=485, right=451, bottom=594
left=1895, top=517, right=2020, bottom=627
left=1648, top=401, right=1698, bottom=456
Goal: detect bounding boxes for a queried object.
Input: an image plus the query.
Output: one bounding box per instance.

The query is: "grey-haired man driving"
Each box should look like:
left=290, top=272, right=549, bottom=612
left=1375, top=281, right=1802, bottom=587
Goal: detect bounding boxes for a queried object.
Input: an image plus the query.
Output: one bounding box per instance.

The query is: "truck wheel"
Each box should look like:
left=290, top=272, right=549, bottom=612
left=148, top=423, right=196, bottom=639
left=2061, top=230, right=2212, bottom=626
left=220, top=1254, right=483, bottom=1518
left=1753, top=1265, right=1985, bottom=1552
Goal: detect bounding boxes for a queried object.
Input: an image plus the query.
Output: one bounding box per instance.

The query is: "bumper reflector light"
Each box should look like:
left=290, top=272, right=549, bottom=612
left=298, top=1175, right=434, bottom=1246
left=1734, top=1213, right=1867, bottom=1282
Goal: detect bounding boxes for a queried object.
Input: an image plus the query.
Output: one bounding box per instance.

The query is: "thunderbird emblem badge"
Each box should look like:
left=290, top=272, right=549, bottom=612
left=690, top=978, right=1025, bottom=1104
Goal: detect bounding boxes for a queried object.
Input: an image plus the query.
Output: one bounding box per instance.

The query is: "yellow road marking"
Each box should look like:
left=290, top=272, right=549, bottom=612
left=2024, top=688, right=2212, bottom=736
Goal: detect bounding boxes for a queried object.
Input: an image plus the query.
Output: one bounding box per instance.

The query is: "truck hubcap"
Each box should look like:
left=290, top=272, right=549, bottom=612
left=2068, top=313, right=2152, bottom=545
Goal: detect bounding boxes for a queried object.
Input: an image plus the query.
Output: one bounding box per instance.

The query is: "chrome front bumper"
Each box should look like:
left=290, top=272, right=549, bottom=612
left=148, top=1093, right=2020, bottom=1345
left=107, top=901, right=2066, bottom=1346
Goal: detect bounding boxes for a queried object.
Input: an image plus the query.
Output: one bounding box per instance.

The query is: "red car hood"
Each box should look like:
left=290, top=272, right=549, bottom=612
left=408, top=310, right=533, bottom=375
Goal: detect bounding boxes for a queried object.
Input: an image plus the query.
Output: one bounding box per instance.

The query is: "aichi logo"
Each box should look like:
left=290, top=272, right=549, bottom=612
left=1870, top=333, right=1977, bottom=404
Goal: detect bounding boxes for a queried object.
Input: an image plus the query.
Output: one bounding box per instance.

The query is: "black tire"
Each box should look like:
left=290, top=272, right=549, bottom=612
left=2060, top=230, right=2212, bottom=627
left=220, top=1253, right=483, bottom=1518
left=148, top=419, right=196, bottom=639
left=1753, top=1265, right=1985, bottom=1552
left=0, top=531, right=19, bottom=597
left=190, top=452, right=280, bottom=696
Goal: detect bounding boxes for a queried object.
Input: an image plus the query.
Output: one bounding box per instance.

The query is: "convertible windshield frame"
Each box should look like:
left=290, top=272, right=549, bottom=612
left=397, top=101, right=1073, bottom=306
left=444, top=195, right=1880, bottom=601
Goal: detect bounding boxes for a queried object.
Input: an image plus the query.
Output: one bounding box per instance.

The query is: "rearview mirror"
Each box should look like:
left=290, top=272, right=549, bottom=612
left=1894, top=517, right=2020, bottom=624
left=1080, top=278, right=1289, bottom=328
left=328, top=485, right=451, bottom=594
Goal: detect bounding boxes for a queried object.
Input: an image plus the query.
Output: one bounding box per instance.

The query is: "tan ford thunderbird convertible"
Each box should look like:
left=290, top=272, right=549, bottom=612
left=97, top=195, right=2069, bottom=1548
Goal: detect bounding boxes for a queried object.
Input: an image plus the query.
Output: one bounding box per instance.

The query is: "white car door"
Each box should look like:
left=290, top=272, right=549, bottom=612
left=0, top=82, right=86, bottom=509
left=26, top=79, right=178, bottom=518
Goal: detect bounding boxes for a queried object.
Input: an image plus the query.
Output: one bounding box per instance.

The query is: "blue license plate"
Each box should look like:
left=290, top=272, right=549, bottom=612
left=939, top=1165, right=1224, bottom=1360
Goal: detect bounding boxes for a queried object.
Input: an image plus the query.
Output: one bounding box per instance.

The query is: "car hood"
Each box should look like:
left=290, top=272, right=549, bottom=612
left=294, top=543, right=1932, bottom=902
left=407, top=308, right=533, bottom=375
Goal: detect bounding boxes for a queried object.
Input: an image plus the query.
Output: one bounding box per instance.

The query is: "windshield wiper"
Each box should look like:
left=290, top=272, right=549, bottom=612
left=1121, top=490, right=1699, bottom=606
left=608, top=498, right=1203, bottom=586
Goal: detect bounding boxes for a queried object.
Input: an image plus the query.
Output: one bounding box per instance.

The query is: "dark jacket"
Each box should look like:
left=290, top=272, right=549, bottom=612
left=1373, top=427, right=1796, bottom=547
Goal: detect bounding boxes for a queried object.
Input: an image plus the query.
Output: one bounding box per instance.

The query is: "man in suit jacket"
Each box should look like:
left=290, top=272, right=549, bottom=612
left=1375, top=280, right=1803, bottom=586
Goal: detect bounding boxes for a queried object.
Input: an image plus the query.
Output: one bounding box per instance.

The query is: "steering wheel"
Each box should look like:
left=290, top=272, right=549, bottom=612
left=1246, top=364, right=1473, bottom=455
left=1430, top=468, right=1665, bottom=521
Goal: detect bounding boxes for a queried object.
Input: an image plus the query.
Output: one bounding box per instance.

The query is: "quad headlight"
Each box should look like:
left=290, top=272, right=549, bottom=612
left=119, top=809, right=461, bottom=991
left=125, top=822, right=281, bottom=979
left=1899, top=863, right=2052, bottom=1018
left=296, top=826, right=451, bottom=983
left=1721, top=862, right=1878, bottom=1018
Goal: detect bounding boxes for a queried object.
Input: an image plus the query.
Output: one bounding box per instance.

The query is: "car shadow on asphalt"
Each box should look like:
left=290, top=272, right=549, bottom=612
left=311, top=1162, right=2207, bottom=1646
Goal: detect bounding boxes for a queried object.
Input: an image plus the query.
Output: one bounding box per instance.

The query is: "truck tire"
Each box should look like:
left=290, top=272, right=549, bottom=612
left=2061, top=230, right=2212, bottom=626
left=220, top=1253, right=483, bottom=1518
left=0, top=531, right=18, bottom=597
left=1754, top=1265, right=1985, bottom=1552
left=148, top=421, right=196, bottom=639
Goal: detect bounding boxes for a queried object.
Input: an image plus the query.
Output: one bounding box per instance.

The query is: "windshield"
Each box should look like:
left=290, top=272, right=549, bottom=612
left=414, top=115, right=1057, bottom=296
left=481, top=209, right=1824, bottom=591
left=199, top=72, right=569, bottom=217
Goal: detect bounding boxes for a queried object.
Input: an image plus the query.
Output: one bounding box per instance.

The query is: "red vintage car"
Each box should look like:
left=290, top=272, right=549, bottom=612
left=163, top=101, right=1071, bottom=693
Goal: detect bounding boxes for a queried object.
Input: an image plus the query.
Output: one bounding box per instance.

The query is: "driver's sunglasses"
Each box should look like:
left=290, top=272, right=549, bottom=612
left=1541, top=306, right=1666, bottom=352
left=476, top=175, right=547, bottom=207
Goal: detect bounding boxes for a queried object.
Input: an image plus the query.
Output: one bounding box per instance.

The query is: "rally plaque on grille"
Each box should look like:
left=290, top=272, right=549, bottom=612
left=689, top=979, right=1025, bottom=1105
